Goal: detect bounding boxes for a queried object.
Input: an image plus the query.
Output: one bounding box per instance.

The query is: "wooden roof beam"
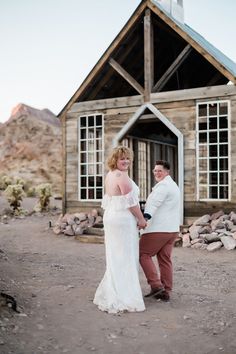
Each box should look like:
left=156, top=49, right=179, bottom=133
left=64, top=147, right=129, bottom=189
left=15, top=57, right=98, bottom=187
left=144, top=8, right=154, bottom=101
left=153, top=44, right=192, bottom=92
left=109, top=58, right=144, bottom=95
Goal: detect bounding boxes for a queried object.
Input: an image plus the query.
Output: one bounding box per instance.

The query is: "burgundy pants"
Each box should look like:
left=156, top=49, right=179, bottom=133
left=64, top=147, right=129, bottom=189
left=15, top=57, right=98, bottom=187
left=139, top=232, right=178, bottom=293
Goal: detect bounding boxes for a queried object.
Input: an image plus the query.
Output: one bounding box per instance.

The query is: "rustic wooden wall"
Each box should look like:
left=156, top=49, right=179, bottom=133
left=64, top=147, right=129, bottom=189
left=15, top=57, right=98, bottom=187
left=64, top=85, right=236, bottom=218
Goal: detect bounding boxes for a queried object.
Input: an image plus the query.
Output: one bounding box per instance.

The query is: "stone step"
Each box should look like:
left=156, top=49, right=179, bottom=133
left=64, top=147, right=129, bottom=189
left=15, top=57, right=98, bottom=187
left=75, top=234, right=104, bottom=244
left=84, top=227, right=104, bottom=236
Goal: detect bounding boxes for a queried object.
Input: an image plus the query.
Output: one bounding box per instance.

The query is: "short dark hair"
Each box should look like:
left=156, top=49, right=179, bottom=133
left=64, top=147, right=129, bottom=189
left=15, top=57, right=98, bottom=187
left=155, top=160, right=170, bottom=170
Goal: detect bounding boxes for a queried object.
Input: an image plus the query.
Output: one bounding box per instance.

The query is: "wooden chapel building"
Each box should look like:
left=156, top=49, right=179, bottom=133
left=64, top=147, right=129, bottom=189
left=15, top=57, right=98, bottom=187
left=59, top=0, right=236, bottom=223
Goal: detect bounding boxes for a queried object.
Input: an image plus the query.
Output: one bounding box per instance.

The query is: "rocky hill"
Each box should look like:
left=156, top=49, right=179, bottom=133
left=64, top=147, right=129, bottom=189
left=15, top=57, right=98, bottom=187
left=0, top=103, right=62, bottom=194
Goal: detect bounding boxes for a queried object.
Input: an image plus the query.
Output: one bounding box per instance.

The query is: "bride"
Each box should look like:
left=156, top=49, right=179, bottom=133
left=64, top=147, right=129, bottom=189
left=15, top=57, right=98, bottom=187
left=93, top=146, right=146, bottom=313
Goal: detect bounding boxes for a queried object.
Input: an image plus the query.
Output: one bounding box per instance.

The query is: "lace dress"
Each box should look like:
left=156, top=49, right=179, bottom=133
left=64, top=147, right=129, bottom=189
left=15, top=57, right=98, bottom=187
left=93, top=180, right=145, bottom=313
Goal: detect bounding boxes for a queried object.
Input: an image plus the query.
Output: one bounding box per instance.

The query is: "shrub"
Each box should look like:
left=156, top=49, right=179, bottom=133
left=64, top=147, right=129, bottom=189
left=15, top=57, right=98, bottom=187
left=4, top=184, right=25, bottom=212
left=34, top=183, right=52, bottom=212
left=0, top=175, right=13, bottom=190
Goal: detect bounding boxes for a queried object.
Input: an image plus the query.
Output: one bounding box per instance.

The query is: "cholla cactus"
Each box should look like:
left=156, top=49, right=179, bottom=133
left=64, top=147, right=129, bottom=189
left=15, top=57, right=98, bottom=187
left=0, top=175, right=13, bottom=190
left=15, top=177, right=26, bottom=188
left=35, top=183, right=52, bottom=212
left=4, top=184, right=25, bottom=212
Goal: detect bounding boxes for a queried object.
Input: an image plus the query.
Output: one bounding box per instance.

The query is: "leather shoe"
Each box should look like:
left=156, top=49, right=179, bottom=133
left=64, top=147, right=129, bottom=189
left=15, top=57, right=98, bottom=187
left=154, top=290, right=170, bottom=302
left=144, top=287, right=164, bottom=298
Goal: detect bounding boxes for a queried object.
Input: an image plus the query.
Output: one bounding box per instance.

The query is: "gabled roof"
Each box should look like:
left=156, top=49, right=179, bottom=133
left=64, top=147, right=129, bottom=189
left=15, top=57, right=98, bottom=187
left=59, top=0, right=236, bottom=117
left=151, top=0, right=236, bottom=78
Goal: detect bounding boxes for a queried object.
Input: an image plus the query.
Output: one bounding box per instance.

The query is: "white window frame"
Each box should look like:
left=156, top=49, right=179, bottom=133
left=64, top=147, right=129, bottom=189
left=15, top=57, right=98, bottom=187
left=196, top=100, right=231, bottom=201
left=77, top=114, right=104, bottom=201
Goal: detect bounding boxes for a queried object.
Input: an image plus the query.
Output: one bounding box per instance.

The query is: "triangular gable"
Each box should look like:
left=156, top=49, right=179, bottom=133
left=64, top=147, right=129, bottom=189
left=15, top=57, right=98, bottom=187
left=59, top=0, right=236, bottom=117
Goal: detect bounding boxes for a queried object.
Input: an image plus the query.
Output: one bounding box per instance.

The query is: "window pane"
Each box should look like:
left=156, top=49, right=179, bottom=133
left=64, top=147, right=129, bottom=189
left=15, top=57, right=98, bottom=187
left=96, top=115, right=102, bottom=126
left=88, top=116, right=94, bottom=127
left=198, top=105, right=207, bottom=117
left=199, top=132, right=207, bottom=143
left=199, top=173, right=207, bottom=184
left=88, top=189, right=94, bottom=199
left=220, top=173, right=228, bottom=184
left=199, top=159, right=207, bottom=171
left=88, top=152, right=94, bottom=163
left=80, top=129, right=86, bottom=140
left=220, top=186, right=228, bottom=199
left=209, top=104, right=217, bottom=116
left=199, top=117, right=207, bottom=130
left=219, top=131, right=228, bottom=143
left=220, top=159, right=228, bottom=170
left=209, top=159, right=218, bottom=171
left=96, top=176, right=103, bottom=187
left=96, top=189, right=103, bottom=199
left=209, top=117, right=217, bottom=130
left=80, top=153, right=86, bottom=163
left=88, top=165, right=94, bottom=175
left=88, top=176, right=95, bottom=187
left=209, top=145, right=217, bottom=157
left=81, top=189, right=86, bottom=199
left=209, top=173, right=218, bottom=185
left=219, top=144, right=228, bottom=156
left=81, top=177, right=86, bottom=187
left=80, top=141, right=86, bottom=151
left=209, top=131, right=217, bottom=143
left=219, top=116, right=228, bottom=129
left=209, top=186, right=218, bottom=198
left=80, top=116, right=86, bottom=127
left=80, top=165, right=87, bottom=175
left=199, top=186, right=207, bottom=199
left=199, top=145, right=207, bottom=158
left=219, top=102, right=228, bottom=115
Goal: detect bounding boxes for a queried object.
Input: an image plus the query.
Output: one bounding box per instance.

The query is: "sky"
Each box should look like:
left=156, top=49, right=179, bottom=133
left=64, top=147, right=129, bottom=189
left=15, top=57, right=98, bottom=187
left=0, top=0, right=236, bottom=123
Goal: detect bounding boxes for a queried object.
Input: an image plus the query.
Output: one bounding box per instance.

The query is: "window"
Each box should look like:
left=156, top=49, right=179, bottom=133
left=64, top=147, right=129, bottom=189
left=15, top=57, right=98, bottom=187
left=78, top=114, right=104, bottom=200
left=196, top=101, right=230, bottom=200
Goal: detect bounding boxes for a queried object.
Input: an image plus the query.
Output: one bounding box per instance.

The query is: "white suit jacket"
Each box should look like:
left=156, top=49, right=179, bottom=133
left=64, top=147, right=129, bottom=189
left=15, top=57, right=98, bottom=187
left=143, top=175, right=180, bottom=233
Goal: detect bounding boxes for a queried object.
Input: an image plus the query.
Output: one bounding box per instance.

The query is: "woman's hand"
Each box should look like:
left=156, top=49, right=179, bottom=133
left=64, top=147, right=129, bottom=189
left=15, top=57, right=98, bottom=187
left=137, top=218, right=147, bottom=230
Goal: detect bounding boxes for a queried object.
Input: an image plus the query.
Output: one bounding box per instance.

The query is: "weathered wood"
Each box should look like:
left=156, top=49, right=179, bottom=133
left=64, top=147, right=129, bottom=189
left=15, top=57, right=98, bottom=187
left=147, top=2, right=236, bottom=84
left=58, top=1, right=147, bottom=117
left=69, top=95, right=143, bottom=113
left=144, top=8, right=154, bottom=101
left=153, top=44, right=192, bottom=92
left=109, top=58, right=144, bottom=95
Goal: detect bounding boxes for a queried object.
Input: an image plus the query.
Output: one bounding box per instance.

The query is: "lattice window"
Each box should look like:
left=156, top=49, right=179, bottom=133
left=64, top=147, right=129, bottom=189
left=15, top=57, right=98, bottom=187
left=78, top=114, right=104, bottom=200
left=196, top=101, right=230, bottom=200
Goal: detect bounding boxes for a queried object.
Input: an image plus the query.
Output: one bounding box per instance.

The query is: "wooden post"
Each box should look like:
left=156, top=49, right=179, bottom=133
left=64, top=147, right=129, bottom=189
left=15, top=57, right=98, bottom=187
left=144, top=8, right=154, bottom=102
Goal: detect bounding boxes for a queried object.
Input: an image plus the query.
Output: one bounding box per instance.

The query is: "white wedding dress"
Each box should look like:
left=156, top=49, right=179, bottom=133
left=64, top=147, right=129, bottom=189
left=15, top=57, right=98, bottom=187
left=93, top=180, right=145, bottom=313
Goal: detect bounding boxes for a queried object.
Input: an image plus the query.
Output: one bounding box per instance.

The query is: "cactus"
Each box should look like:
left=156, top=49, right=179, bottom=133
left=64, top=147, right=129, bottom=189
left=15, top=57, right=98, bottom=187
left=4, top=184, right=25, bottom=212
left=0, top=175, right=13, bottom=190
left=34, top=183, right=52, bottom=212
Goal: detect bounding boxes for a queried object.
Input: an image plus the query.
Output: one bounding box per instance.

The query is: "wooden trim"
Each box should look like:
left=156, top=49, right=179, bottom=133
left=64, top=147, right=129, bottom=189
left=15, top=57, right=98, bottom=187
left=69, top=95, right=143, bottom=113
left=153, top=44, right=192, bottom=92
left=144, top=8, right=154, bottom=101
left=61, top=113, right=67, bottom=214
left=58, top=1, right=147, bottom=117
left=150, top=84, right=236, bottom=103
left=147, top=2, right=236, bottom=85
left=109, top=58, right=144, bottom=95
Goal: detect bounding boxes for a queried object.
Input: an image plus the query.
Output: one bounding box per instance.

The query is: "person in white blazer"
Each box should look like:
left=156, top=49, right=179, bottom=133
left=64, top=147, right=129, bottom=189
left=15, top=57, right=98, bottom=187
left=139, top=160, right=180, bottom=302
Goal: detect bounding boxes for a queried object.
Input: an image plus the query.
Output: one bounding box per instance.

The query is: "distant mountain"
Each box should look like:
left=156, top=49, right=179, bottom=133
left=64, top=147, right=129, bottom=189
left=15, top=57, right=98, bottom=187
left=0, top=103, right=62, bottom=194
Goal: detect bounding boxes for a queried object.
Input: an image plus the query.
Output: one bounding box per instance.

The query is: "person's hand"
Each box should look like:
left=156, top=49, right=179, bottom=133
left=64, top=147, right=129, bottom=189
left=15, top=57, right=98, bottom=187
left=137, top=218, right=147, bottom=230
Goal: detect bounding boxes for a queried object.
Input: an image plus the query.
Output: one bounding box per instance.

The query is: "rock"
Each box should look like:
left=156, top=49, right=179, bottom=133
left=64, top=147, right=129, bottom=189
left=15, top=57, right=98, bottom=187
left=204, top=233, right=220, bottom=243
left=53, top=226, right=61, bottom=235
left=193, top=214, right=211, bottom=226
left=63, top=225, right=74, bottom=236
left=207, top=241, right=223, bottom=252
left=189, top=225, right=202, bottom=240
left=211, top=219, right=225, bottom=231
left=210, top=210, right=224, bottom=220
left=220, top=236, right=236, bottom=250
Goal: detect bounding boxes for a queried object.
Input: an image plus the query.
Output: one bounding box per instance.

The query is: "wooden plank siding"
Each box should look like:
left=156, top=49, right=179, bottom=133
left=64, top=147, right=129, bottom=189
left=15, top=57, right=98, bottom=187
left=64, top=85, right=236, bottom=218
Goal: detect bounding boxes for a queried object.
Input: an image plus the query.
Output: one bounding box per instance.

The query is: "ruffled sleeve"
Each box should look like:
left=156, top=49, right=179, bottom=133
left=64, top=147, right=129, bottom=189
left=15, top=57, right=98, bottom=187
left=101, top=188, right=139, bottom=211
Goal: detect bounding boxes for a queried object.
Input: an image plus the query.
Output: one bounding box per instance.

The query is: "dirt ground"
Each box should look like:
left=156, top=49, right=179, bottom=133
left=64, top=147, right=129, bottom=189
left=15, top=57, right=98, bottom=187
left=0, top=197, right=236, bottom=354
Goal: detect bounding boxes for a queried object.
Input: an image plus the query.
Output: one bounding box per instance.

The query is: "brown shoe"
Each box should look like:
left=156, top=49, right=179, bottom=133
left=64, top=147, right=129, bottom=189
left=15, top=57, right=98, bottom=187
left=144, top=287, right=164, bottom=298
left=154, top=290, right=170, bottom=302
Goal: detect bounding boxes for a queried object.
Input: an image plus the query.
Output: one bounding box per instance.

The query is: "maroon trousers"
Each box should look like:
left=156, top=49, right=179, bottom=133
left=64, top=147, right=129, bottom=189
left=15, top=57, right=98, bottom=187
left=139, top=232, right=178, bottom=293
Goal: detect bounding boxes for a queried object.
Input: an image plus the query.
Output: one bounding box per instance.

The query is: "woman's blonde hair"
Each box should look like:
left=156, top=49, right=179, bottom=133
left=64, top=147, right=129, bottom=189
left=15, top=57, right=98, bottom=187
left=107, top=146, right=133, bottom=171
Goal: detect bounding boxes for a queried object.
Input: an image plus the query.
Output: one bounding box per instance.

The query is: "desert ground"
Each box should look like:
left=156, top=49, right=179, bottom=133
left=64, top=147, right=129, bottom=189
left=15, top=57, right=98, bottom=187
left=0, top=196, right=236, bottom=354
